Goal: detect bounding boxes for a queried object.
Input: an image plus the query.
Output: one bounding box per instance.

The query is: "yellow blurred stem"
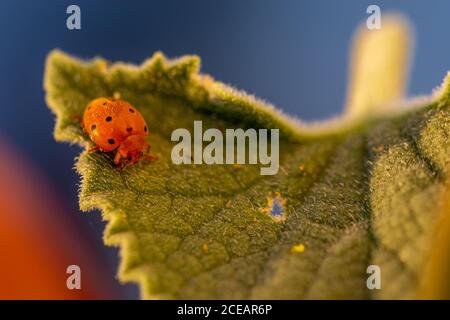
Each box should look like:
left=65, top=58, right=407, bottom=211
left=345, top=16, right=411, bottom=118
left=419, top=184, right=450, bottom=299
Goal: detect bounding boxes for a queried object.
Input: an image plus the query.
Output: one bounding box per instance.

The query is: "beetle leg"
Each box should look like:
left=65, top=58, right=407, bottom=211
left=72, top=115, right=83, bottom=124
left=143, top=144, right=157, bottom=161
left=145, top=154, right=158, bottom=161
left=88, top=146, right=100, bottom=153
left=114, top=151, right=122, bottom=165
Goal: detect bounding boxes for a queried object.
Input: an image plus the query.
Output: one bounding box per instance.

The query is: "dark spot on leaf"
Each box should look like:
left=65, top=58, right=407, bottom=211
left=271, top=201, right=284, bottom=217
left=260, top=192, right=286, bottom=222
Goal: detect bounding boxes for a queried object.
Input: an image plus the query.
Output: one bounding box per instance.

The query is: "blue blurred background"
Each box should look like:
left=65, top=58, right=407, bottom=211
left=0, top=0, right=449, bottom=299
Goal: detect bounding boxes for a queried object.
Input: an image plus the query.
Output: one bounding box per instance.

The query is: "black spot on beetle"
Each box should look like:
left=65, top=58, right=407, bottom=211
left=144, top=126, right=148, bottom=132
left=105, top=116, right=112, bottom=122
left=129, top=108, right=135, bottom=113
left=127, top=156, right=132, bottom=161
left=126, top=127, right=133, bottom=133
left=91, top=124, right=97, bottom=130
left=108, top=138, right=115, bottom=145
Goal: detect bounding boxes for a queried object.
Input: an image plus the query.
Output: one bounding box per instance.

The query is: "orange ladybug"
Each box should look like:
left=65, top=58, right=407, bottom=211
left=83, top=97, right=156, bottom=167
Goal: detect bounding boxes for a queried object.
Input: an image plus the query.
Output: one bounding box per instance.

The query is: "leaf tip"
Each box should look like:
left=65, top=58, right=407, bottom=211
left=435, top=71, right=450, bottom=107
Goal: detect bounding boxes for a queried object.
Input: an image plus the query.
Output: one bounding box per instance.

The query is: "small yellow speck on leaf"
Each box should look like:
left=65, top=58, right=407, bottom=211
left=291, top=243, right=305, bottom=253
left=298, top=164, right=305, bottom=173
left=202, top=243, right=209, bottom=253
left=113, top=91, right=122, bottom=99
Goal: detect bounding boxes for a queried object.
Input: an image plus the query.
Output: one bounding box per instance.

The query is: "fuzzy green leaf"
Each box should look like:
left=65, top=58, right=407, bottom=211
left=44, top=49, right=449, bottom=299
